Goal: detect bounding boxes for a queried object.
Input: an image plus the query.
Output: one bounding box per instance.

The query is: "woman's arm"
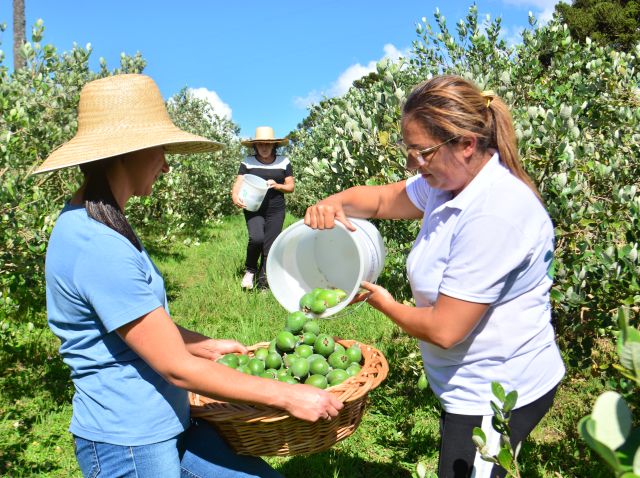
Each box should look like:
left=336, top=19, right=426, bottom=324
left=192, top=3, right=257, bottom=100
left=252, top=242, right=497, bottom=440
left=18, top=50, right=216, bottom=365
left=231, top=175, right=245, bottom=208
left=305, top=180, right=422, bottom=231
left=118, top=308, right=343, bottom=422
left=267, top=176, right=294, bottom=193
left=358, top=281, right=489, bottom=349
left=177, top=325, right=248, bottom=361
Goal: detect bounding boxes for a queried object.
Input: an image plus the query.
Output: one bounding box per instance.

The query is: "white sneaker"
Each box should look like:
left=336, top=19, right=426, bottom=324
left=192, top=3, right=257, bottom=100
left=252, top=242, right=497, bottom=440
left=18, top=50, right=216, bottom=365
left=241, top=271, right=255, bottom=289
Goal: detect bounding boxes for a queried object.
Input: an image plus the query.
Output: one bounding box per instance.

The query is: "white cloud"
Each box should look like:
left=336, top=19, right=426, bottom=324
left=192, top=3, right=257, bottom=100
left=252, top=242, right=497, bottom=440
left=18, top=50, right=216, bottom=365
left=293, top=43, right=408, bottom=109
left=501, top=0, right=561, bottom=23
left=186, top=87, right=232, bottom=119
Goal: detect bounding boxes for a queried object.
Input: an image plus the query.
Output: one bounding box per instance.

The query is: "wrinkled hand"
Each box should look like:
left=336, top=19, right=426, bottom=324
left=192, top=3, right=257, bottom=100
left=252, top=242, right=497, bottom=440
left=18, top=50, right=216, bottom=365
left=355, top=281, right=395, bottom=311
left=304, top=200, right=355, bottom=231
left=187, top=338, right=247, bottom=361
left=283, top=383, right=343, bottom=422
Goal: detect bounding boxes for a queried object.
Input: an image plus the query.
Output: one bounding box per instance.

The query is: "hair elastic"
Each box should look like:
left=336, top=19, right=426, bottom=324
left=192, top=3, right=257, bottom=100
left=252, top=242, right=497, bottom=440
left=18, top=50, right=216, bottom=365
left=481, top=90, right=496, bottom=108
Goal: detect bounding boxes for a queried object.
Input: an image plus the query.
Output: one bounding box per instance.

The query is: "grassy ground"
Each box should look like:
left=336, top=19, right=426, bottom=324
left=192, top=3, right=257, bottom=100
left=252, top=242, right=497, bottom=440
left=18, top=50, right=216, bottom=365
left=0, top=214, right=612, bottom=477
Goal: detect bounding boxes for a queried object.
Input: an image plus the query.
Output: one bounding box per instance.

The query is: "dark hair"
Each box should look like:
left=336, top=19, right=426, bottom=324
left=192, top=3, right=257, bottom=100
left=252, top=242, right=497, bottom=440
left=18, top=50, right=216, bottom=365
left=403, top=75, right=541, bottom=201
left=79, top=158, right=141, bottom=251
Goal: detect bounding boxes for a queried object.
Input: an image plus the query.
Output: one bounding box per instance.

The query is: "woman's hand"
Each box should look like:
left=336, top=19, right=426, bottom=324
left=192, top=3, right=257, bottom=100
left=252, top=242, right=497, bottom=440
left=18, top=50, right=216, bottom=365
left=186, top=338, right=248, bottom=361
left=355, top=281, right=396, bottom=312
left=282, top=383, right=343, bottom=422
left=232, top=193, right=246, bottom=209
left=304, top=199, right=356, bottom=231
left=266, top=179, right=277, bottom=190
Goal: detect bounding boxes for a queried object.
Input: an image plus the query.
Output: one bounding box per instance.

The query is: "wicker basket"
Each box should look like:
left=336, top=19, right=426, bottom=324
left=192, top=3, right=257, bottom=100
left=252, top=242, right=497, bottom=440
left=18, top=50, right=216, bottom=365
left=189, top=338, right=389, bottom=456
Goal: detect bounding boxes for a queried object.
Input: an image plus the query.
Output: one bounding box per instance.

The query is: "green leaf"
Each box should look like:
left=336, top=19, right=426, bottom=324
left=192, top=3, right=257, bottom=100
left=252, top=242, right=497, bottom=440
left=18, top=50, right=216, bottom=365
left=503, top=391, right=518, bottom=413
left=578, top=416, right=621, bottom=470
left=591, top=391, right=632, bottom=449
left=472, top=427, right=487, bottom=447
left=491, top=382, right=506, bottom=402
left=496, top=448, right=513, bottom=470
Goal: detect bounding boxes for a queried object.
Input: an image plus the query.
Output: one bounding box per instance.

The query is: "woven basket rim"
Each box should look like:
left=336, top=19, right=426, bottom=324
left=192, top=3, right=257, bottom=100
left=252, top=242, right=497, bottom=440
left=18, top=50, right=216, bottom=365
left=189, top=338, right=388, bottom=423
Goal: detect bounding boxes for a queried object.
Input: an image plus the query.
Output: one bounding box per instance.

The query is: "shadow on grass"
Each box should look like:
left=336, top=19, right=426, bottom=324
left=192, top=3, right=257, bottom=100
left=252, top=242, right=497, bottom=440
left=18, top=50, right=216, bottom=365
left=143, top=237, right=187, bottom=263
left=277, top=450, right=413, bottom=478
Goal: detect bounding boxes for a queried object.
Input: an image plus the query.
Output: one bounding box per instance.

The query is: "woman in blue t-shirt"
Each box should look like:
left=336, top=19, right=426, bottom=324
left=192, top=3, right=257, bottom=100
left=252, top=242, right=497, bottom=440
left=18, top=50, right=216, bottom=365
left=36, top=75, right=342, bottom=478
left=231, top=127, right=294, bottom=290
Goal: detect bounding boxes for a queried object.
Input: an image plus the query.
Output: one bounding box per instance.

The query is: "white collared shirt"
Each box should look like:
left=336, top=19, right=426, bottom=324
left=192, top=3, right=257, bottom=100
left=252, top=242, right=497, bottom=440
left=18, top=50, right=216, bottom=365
left=405, top=153, right=565, bottom=414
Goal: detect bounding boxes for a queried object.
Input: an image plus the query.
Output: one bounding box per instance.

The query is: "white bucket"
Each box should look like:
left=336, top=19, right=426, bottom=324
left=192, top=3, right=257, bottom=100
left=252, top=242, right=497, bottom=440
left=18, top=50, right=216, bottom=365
left=266, top=218, right=386, bottom=318
left=239, top=174, right=269, bottom=212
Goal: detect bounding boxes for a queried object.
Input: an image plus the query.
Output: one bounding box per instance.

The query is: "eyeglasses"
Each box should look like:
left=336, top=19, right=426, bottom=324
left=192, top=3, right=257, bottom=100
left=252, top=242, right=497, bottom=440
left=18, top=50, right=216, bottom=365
left=395, top=136, right=460, bottom=170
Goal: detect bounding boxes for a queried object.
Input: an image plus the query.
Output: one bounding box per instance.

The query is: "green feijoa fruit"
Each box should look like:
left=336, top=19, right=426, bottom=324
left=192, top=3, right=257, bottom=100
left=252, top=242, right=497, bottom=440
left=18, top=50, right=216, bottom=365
left=248, top=358, right=265, bottom=375
left=309, top=298, right=327, bottom=315
left=299, top=292, right=315, bottom=311
left=334, top=343, right=346, bottom=354
left=301, top=332, right=317, bottom=345
left=305, top=374, right=328, bottom=389
left=276, top=330, right=296, bottom=352
left=237, top=364, right=252, bottom=374
left=295, top=344, right=314, bottom=359
left=346, top=363, right=361, bottom=377
left=314, top=334, right=335, bottom=357
left=286, top=311, right=307, bottom=334
left=317, top=289, right=340, bottom=307
left=345, top=345, right=362, bottom=364
left=302, top=320, right=321, bottom=336
left=237, top=354, right=250, bottom=366
left=265, top=352, right=283, bottom=370
left=280, top=375, right=298, bottom=384
left=306, top=353, right=324, bottom=364
left=333, top=288, right=348, bottom=301
left=283, top=353, right=300, bottom=368
left=260, top=369, right=278, bottom=379
left=309, top=357, right=330, bottom=376
left=328, top=351, right=350, bottom=370
left=311, top=288, right=325, bottom=298
left=417, top=372, right=428, bottom=390
left=217, top=353, right=239, bottom=368
left=290, top=359, right=310, bottom=379
left=268, top=339, right=277, bottom=353
left=254, top=347, right=269, bottom=361
left=276, top=368, right=292, bottom=380
left=327, top=368, right=350, bottom=386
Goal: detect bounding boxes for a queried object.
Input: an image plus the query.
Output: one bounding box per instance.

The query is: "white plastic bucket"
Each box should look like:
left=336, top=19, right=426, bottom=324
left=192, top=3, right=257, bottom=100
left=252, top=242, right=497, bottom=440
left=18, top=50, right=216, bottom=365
left=240, top=174, right=269, bottom=212
left=266, top=218, right=386, bottom=318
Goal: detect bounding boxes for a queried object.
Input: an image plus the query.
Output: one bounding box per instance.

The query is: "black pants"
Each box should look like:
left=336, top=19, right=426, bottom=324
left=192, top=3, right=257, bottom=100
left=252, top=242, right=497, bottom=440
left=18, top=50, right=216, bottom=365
left=244, top=206, right=286, bottom=286
left=437, top=384, right=559, bottom=478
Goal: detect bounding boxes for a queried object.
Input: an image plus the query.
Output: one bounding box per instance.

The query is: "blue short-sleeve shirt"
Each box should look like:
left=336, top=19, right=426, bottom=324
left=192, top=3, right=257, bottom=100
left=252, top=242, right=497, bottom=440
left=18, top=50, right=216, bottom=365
left=45, top=203, right=189, bottom=445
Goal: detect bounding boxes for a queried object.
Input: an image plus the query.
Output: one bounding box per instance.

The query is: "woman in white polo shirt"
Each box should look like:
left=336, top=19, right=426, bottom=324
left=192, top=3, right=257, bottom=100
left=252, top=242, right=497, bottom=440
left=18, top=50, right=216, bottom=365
left=304, top=75, right=565, bottom=478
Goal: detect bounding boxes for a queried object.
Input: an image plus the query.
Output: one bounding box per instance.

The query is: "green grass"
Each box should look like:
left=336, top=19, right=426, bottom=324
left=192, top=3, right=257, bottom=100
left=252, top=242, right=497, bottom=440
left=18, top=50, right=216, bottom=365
left=0, top=214, right=614, bottom=477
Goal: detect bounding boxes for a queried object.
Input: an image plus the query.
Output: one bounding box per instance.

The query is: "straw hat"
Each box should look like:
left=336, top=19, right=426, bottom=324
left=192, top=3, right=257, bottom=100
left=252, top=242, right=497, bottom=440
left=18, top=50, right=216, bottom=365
left=240, top=126, right=289, bottom=147
left=33, top=74, right=224, bottom=174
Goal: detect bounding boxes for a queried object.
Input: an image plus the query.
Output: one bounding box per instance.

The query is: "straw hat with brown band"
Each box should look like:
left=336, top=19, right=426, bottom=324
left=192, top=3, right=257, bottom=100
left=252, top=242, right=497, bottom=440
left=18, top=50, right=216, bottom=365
left=240, top=126, right=289, bottom=147
left=33, top=74, right=224, bottom=175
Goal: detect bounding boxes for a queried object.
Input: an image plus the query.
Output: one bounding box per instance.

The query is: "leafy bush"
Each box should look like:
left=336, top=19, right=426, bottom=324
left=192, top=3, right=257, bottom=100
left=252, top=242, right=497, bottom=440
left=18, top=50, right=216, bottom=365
left=287, top=6, right=640, bottom=368
left=0, top=21, right=242, bottom=320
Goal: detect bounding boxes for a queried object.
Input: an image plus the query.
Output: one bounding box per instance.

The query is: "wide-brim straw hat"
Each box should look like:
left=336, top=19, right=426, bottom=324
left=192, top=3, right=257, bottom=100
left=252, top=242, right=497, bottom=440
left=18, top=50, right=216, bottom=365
left=33, top=74, right=224, bottom=174
left=240, top=126, right=289, bottom=147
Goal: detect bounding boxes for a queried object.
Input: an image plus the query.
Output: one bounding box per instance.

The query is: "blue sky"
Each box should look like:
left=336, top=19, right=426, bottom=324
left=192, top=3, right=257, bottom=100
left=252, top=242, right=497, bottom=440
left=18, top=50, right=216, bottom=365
left=0, top=0, right=560, bottom=138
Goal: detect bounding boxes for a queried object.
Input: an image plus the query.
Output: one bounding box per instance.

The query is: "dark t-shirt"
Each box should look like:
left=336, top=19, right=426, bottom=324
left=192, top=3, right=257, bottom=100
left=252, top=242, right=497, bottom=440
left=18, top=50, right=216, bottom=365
left=238, top=155, right=293, bottom=210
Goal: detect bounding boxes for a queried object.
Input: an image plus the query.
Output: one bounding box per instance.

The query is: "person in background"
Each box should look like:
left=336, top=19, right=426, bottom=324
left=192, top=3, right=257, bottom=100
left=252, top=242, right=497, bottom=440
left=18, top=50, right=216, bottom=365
left=37, top=74, right=342, bottom=478
left=304, top=75, right=565, bottom=478
left=231, top=127, right=294, bottom=290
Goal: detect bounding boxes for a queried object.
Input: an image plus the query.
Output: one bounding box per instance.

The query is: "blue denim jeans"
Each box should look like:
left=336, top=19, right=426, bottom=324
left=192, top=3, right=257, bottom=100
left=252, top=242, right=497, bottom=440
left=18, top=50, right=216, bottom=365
left=74, top=419, right=283, bottom=478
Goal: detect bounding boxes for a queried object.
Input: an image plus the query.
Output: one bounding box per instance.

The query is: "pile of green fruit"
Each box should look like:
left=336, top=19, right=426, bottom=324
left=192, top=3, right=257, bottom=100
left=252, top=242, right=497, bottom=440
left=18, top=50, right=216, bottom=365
left=217, top=288, right=363, bottom=389
left=299, top=287, right=347, bottom=315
